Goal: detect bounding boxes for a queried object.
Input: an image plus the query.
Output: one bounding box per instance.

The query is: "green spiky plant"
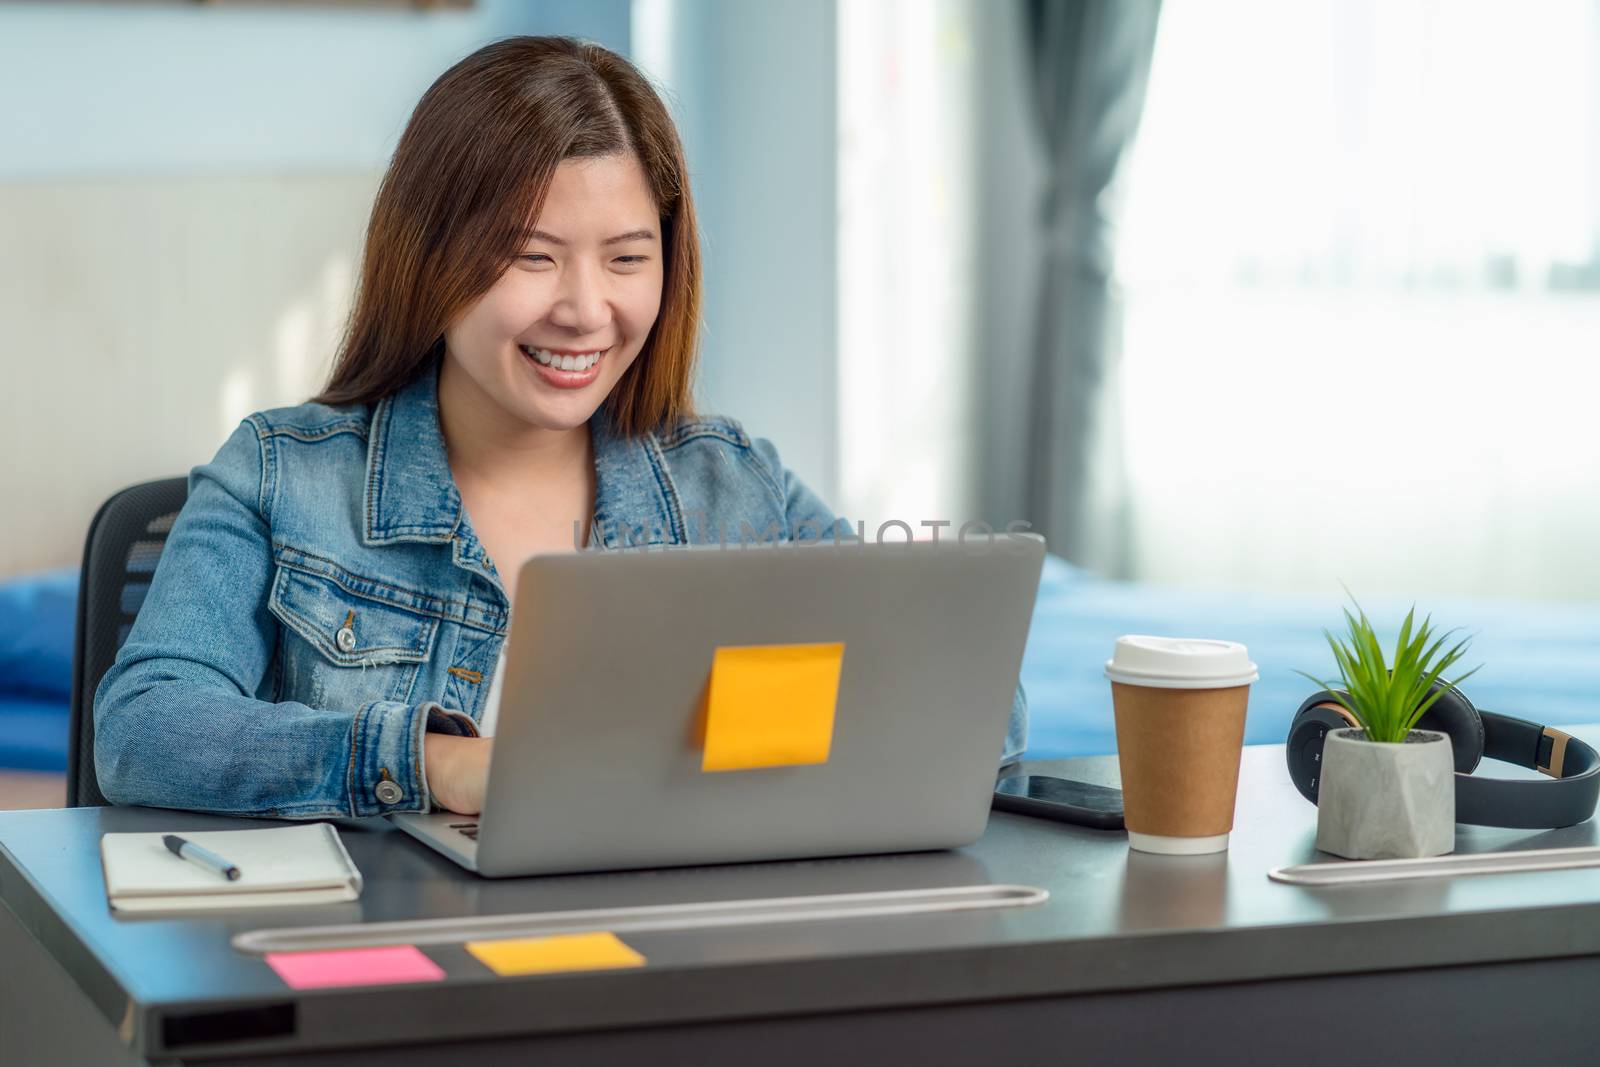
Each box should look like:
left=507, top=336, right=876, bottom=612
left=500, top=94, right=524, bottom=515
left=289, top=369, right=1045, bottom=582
left=1296, top=597, right=1480, bottom=744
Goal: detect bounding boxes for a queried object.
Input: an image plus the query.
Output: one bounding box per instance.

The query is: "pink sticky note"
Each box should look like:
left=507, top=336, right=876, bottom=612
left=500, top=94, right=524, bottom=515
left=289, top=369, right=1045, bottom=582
left=265, top=945, right=445, bottom=990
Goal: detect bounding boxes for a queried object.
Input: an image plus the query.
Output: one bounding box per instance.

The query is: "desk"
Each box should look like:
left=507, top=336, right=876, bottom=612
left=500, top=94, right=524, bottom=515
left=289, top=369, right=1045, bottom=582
left=5, top=734, right=1600, bottom=1066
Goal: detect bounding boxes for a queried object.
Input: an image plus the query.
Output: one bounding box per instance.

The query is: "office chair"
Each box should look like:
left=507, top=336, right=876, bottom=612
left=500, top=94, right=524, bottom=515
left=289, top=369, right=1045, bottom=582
left=67, top=477, right=187, bottom=807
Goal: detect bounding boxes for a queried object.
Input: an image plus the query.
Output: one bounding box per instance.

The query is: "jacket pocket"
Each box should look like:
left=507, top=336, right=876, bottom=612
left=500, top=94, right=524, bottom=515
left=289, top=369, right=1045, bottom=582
left=268, top=562, right=440, bottom=710
left=269, top=565, right=439, bottom=666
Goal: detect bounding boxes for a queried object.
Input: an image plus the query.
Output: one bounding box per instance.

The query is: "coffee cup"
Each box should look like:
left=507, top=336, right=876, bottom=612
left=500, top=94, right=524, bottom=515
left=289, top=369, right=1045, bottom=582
left=1105, top=635, right=1258, bottom=855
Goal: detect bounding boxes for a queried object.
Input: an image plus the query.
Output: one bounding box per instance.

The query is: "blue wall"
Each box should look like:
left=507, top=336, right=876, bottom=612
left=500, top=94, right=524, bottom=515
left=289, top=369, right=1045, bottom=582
left=637, top=0, right=839, bottom=506
left=0, top=0, right=630, bottom=179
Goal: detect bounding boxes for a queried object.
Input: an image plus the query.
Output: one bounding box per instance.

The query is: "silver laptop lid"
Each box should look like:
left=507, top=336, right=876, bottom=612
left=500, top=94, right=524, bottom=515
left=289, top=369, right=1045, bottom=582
left=474, top=533, right=1045, bottom=877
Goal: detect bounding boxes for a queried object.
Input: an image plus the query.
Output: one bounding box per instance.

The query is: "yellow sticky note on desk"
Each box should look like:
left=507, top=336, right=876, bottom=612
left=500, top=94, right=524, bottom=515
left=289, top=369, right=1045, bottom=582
left=702, top=642, right=844, bottom=772
left=465, top=931, right=645, bottom=976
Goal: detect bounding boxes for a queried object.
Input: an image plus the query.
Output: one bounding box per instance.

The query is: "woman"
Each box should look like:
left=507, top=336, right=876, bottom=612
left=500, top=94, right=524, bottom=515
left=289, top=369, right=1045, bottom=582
left=93, top=36, right=1027, bottom=818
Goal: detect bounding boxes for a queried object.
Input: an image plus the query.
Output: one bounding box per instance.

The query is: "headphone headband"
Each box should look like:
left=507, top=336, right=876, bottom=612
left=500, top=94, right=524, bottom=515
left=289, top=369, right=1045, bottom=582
left=1465, top=711, right=1599, bottom=828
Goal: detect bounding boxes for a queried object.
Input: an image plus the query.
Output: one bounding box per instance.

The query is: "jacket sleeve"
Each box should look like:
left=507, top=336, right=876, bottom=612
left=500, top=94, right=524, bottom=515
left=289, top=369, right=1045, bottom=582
left=92, top=419, right=475, bottom=819
left=746, top=435, right=1029, bottom=766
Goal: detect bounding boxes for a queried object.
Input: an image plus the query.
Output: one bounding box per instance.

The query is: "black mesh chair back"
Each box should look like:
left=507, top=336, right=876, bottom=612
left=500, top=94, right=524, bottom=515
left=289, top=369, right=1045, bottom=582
left=67, top=477, right=188, bottom=807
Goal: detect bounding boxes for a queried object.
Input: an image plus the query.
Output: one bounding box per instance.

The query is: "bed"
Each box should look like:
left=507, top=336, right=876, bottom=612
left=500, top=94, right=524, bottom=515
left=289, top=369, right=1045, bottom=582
left=2, top=556, right=1597, bottom=775
left=0, top=567, right=75, bottom=773
left=1022, top=555, right=1600, bottom=757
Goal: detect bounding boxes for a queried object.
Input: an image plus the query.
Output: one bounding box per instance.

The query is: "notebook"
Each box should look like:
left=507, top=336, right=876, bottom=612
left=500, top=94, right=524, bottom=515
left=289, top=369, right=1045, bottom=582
left=99, top=823, right=363, bottom=913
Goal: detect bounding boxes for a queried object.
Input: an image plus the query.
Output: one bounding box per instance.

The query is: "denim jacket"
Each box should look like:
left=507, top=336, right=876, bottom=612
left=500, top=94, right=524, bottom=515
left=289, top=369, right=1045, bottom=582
left=94, top=361, right=1028, bottom=818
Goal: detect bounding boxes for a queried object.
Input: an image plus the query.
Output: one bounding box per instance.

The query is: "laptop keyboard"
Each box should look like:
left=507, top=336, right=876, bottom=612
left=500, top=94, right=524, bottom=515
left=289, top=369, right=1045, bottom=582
left=449, top=821, right=480, bottom=841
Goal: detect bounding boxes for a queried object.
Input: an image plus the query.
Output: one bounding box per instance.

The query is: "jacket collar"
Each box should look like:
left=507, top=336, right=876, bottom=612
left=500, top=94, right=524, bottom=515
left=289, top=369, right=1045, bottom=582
left=363, top=360, right=683, bottom=552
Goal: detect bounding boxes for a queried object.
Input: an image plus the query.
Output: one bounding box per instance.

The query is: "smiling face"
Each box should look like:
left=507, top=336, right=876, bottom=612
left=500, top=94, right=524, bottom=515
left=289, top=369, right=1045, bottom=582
left=441, top=152, right=665, bottom=436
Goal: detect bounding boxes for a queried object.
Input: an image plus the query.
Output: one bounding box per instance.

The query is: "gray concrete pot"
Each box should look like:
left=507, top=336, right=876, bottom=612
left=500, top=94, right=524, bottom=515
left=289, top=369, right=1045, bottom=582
left=1314, top=727, right=1455, bottom=860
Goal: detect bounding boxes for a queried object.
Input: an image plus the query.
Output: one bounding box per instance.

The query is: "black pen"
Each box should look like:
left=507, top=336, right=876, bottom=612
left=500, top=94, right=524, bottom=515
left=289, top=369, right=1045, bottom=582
left=162, top=835, right=241, bottom=881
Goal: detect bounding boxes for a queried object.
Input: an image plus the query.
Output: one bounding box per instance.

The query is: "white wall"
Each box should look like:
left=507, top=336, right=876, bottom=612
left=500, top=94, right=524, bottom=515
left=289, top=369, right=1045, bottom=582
left=1, top=173, right=376, bottom=574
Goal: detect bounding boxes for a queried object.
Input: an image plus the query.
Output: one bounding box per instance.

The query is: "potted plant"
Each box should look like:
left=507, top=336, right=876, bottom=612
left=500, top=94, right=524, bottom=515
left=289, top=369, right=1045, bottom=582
left=1297, top=600, right=1478, bottom=860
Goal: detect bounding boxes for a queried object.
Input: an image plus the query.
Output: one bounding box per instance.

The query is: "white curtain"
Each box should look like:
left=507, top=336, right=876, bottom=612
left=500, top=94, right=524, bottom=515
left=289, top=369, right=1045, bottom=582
left=837, top=0, right=980, bottom=531
left=1113, top=0, right=1600, bottom=600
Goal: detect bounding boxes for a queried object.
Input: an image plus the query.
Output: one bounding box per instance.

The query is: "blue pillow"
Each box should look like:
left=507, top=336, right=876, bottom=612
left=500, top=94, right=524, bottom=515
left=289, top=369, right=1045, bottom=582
left=0, top=567, right=77, bottom=703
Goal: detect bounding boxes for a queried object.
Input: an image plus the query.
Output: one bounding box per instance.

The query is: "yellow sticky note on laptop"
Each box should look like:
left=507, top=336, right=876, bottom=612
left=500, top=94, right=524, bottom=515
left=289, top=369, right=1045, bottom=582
left=465, top=931, right=645, bottom=976
left=702, top=642, right=844, bottom=772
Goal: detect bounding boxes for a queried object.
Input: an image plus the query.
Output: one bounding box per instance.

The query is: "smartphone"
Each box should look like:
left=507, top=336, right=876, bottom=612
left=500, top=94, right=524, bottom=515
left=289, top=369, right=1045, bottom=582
left=992, top=775, right=1125, bottom=831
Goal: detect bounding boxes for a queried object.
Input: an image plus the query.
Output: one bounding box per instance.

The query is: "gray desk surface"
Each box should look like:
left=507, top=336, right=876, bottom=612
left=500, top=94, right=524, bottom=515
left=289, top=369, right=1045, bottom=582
left=5, top=733, right=1600, bottom=1062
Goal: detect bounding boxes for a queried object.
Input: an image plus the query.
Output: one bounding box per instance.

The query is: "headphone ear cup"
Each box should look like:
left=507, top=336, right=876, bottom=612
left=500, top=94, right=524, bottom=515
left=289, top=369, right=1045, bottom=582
left=1412, top=682, right=1484, bottom=774
left=1285, top=692, right=1359, bottom=804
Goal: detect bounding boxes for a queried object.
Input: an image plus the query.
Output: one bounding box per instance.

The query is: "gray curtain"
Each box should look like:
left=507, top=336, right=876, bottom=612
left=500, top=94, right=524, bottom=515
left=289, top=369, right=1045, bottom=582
left=977, top=0, right=1161, bottom=573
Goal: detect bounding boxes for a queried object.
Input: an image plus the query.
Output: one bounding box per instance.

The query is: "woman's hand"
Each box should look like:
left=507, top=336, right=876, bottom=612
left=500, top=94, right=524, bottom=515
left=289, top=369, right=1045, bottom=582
left=423, top=733, right=494, bottom=815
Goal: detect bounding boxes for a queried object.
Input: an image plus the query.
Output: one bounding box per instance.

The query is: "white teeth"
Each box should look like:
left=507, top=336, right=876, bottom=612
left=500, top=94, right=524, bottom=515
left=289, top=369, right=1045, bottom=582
left=521, top=346, right=602, bottom=371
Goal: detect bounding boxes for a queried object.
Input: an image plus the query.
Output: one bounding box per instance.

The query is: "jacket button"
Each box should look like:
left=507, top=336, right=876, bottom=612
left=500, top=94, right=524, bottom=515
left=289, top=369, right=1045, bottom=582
left=375, top=780, right=404, bottom=805
left=336, top=626, right=357, bottom=653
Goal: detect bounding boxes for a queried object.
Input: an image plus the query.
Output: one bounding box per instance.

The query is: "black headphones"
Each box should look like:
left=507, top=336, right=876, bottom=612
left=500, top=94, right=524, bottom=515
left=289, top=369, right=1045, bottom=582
left=1287, top=684, right=1600, bottom=829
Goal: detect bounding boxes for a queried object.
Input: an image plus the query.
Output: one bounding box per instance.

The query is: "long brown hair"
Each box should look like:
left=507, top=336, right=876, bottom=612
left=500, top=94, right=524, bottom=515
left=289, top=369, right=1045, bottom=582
left=313, top=36, right=700, bottom=437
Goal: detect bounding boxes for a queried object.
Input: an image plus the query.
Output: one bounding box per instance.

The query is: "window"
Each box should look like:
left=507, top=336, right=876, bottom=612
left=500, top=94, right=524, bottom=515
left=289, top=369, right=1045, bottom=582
left=1114, top=0, right=1600, bottom=598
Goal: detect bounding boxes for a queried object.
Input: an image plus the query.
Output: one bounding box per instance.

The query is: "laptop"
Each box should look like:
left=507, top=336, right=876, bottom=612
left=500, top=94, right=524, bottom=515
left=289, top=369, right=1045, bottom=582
left=390, top=533, right=1046, bottom=877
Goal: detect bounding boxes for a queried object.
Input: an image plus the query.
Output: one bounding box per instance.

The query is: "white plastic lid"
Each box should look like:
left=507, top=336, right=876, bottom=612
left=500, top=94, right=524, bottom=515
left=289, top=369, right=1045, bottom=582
left=1103, top=635, right=1259, bottom=690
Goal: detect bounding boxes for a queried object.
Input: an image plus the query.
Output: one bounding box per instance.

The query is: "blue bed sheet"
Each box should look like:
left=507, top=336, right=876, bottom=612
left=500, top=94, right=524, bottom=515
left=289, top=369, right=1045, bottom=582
left=2, top=558, right=1598, bottom=773
left=1019, top=555, right=1600, bottom=759
left=0, top=566, right=75, bottom=704
left=0, top=695, right=71, bottom=772
left=0, top=567, right=75, bottom=772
